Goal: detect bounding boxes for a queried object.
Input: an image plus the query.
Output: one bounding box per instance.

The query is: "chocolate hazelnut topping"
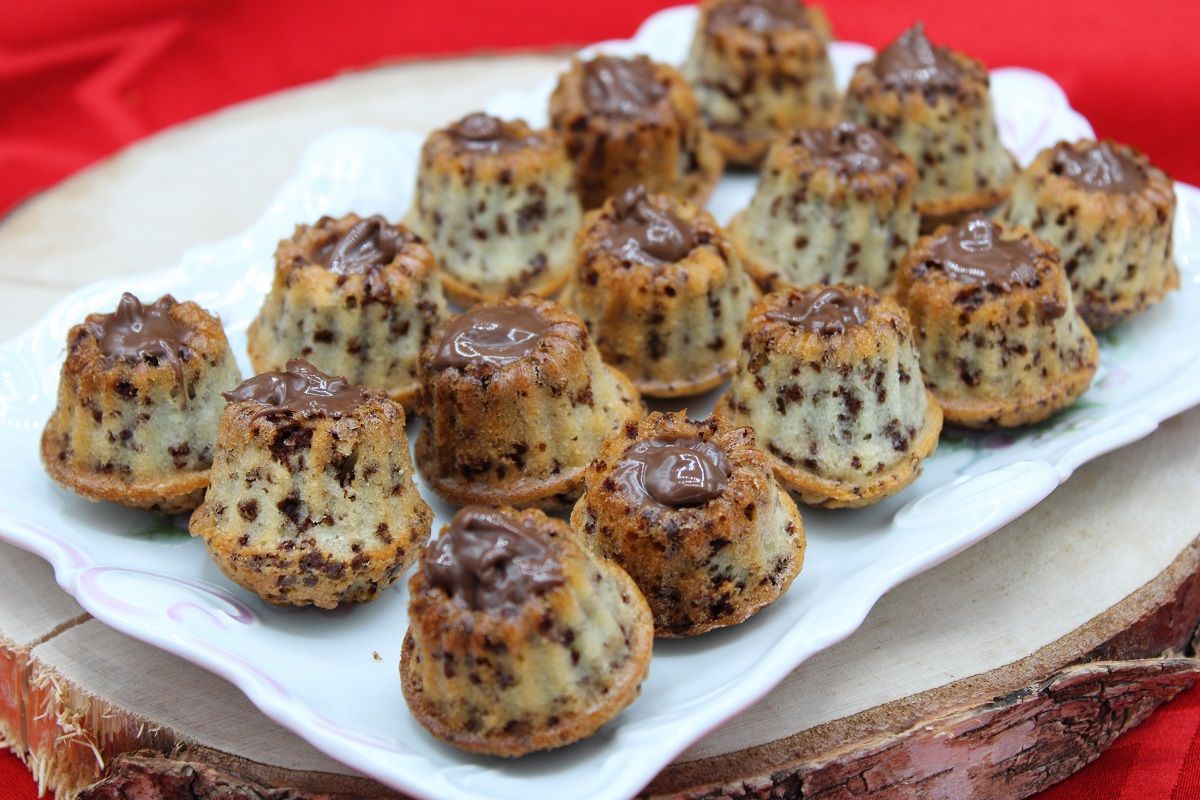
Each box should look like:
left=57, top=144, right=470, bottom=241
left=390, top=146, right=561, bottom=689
left=422, top=506, right=565, bottom=612
left=613, top=437, right=731, bottom=509
left=706, top=0, right=809, bottom=34
left=433, top=305, right=550, bottom=369
left=315, top=216, right=404, bottom=275
left=767, top=287, right=873, bottom=335
left=223, top=358, right=367, bottom=419
left=582, top=55, right=666, bottom=118
left=600, top=185, right=696, bottom=265
left=448, top=112, right=530, bottom=154
left=1051, top=142, right=1146, bottom=193
left=91, top=293, right=189, bottom=391
left=873, top=23, right=962, bottom=93
left=927, top=216, right=1041, bottom=291
left=796, top=124, right=895, bottom=174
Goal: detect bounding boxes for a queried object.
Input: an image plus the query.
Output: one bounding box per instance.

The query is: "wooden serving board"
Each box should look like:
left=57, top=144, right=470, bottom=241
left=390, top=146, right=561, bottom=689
left=2, top=54, right=1199, bottom=800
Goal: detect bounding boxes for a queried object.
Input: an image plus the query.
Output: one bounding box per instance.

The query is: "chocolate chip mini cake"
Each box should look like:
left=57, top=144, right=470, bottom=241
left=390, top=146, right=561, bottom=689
left=247, top=213, right=446, bottom=409
left=843, top=23, right=1016, bottom=228
left=1003, top=140, right=1179, bottom=330
left=549, top=54, right=723, bottom=209
left=401, top=505, right=653, bottom=757
left=561, top=186, right=755, bottom=397
left=896, top=216, right=1098, bottom=428
left=189, top=359, right=432, bottom=609
left=416, top=296, right=642, bottom=509
left=407, top=113, right=583, bottom=304
left=571, top=412, right=805, bottom=636
left=718, top=285, right=941, bottom=506
left=41, top=293, right=241, bottom=513
left=682, top=0, right=839, bottom=166
left=728, top=123, right=920, bottom=290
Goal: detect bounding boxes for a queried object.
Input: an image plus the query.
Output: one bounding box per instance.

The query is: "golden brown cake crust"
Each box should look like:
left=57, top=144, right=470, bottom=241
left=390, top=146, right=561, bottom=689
left=571, top=412, right=805, bottom=636
left=247, top=213, right=444, bottom=410
left=727, top=128, right=920, bottom=292
left=1003, top=139, right=1179, bottom=331
left=411, top=117, right=581, bottom=304
left=844, top=46, right=1017, bottom=229
left=189, top=391, right=432, bottom=609
left=715, top=286, right=943, bottom=508
left=40, top=299, right=235, bottom=513
left=718, top=390, right=941, bottom=508
left=416, top=296, right=643, bottom=510
left=686, top=2, right=839, bottom=167
left=549, top=56, right=723, bottom=209
left=401, top=508, right=653, bottom=757
left=563, top=191, right=757, bottom=398
left=896, top=223, right=1099, bottom=428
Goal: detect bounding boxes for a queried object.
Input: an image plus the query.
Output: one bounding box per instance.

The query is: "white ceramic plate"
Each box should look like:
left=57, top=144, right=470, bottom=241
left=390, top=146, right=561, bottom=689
left=2, top=6, right=1198, bottom=800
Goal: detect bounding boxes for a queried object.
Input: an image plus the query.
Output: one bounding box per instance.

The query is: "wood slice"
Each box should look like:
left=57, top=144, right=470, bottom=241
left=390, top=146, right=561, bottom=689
left=2, top=54, right=1199, bottom=800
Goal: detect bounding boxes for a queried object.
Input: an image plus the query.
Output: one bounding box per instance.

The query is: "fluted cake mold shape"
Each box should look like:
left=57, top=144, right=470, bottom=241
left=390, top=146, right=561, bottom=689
left=571, top=412, right=805, bottom=636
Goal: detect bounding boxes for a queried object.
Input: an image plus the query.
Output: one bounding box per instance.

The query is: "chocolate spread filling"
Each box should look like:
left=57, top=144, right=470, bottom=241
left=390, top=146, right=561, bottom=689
left=582, top=55, right=666, bottom=118
left=1050, top=141, right=1146, bottom=193
left=613, top=437, right=731, bottom=508
left=795, top=123, right=895, bottom=174
left=448, top=112, right=532, bottom=154
left=433, top=305, right=550, bottom=369
left=223, top=358, right=366, bottom=418
left=314, top=216, right=405, bottom=275
left=706, top=0, right=809, bottom=34
left=767, top=287, right=873, bottom=335
left=422, top=506, right=565, bottom=612
left=600, top=185, right=696, bottom=265
left=926, top=215, right=1041, bottom=291
left=90, top=293, right=189, bottom=391
left=873, top=23, right=963, bottom=92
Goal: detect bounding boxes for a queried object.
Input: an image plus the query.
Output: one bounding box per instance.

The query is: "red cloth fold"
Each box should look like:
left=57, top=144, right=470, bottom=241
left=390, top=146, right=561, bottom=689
left=1, top=2, right=1198, bottom=797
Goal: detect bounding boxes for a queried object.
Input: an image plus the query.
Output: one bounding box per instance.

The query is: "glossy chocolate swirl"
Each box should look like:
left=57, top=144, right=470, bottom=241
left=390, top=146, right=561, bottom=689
left=315, top=216, right=405, bottom=275
left=91, top=293, right=189, bottom=390
left=422, top=506, right=565, bottom=612
left=612, top=437, right=731, bottom=508
left=926, top=216, right=1040, bottom=291
left=873, top=23, right=962, bottom=93
left=223, top=358, right=367, bottom=418
left=582, top=55, right=666, bottom=118
left=767, top=287, right=873, bottom=335
left=796, top=123, right=895, bottom=174
left=706, top=0, right=809, bottom=34
left=1050, top=142, right=1146, bottom=193
left=448, top=113, right=532, bottom=154
left=433, top=305, right=550, bottom=369
left=600, top=185, right=696, bottom=265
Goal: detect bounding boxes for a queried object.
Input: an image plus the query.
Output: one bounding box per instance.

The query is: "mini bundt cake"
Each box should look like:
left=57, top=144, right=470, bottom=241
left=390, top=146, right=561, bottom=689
left=1002, top=139, right=1179, bottom=330
left=895, top=215, right=1099, bottom=428
left=682, top=0, right=839, bottom=166
left=401, top=505, right=653, bottom=757
left=189, top=359, right=433, bottom=609
left=728, top=123, right=920, bottom=291
left=407, top=112, right=583, bottom=304
left=717, top=285, right=942, bottom=507
left=548, top=54, right=723, bottom=209
left=561, top=185, right=755, bottom=397
left=41, top=292, right=240, bottom=513
left=842, top=23, right=1016, bottom=228
left=416, top=295, right=642, bottom=509
left=571, top=412, right=805, bottom=636
left=247, top=213, right=446, bottom=409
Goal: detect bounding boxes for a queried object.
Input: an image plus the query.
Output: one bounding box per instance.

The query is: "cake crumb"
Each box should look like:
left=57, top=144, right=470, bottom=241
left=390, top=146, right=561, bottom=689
left=372, top=650, right=382, bottom=661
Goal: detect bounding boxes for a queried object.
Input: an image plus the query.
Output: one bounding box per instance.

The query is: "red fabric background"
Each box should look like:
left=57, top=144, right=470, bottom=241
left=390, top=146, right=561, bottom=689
left=2, top=1, right=1199, bottom=797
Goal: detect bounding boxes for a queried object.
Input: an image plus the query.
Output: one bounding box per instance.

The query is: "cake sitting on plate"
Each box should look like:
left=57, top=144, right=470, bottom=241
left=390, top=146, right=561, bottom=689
left=41, top=292, right=241, bottom=513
